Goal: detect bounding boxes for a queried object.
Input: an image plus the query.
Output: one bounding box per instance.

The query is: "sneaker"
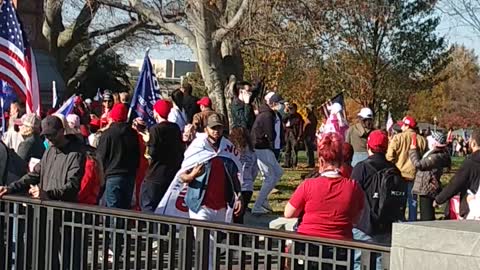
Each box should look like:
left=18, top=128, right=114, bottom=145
left=262, top=201, right=273, bottom=212
left=251, top=207, right=270, bottom=215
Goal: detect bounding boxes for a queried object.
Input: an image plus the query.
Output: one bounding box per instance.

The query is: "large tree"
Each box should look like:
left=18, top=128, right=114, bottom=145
left=409, top=46, right=480, bottom=128
left=98, top=0, right=250, bottom=119
left=43, top=0, right=155, bottom=93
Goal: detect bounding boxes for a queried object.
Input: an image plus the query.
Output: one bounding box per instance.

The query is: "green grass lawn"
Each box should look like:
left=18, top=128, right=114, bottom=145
left=250, top=152, right=465, bottom=217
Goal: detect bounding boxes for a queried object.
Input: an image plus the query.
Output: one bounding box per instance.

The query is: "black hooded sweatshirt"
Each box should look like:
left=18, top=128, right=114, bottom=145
left=96, top=122, right=140, bottom=178
left=435, top=150, right=480, bottom=218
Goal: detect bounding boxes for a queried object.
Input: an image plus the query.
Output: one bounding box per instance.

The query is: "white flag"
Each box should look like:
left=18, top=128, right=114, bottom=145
left=52, top=81, right=58, bottom=108
left=386, top=111, right=394, bottom=132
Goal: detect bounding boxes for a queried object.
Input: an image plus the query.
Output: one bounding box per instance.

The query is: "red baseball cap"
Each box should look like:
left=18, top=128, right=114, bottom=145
left=397, top=116, right=416, bottom=128
left=109, top=103, right=128, bottom=122
left=197, top=97, right=212, bottom=107
left=367, top=130, right=389, bottom=153
left=153, top=100, right=173, bottom=119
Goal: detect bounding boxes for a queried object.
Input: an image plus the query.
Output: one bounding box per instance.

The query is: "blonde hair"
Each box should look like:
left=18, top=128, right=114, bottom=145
left=20, top=126, right=34, bottom=137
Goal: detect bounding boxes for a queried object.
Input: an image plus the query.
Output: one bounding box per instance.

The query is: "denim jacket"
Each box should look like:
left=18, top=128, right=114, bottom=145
left=185, top=157, right=242, bottom=213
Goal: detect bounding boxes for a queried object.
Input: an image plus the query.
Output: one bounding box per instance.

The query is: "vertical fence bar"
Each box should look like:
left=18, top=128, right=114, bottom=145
left=181, top=225, right=194, bottom=270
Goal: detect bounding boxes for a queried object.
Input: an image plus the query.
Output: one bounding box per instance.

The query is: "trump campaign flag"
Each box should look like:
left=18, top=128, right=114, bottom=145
left=0, top=0, right=40, bottom=115
left=129, top=51, right=161, bottom=127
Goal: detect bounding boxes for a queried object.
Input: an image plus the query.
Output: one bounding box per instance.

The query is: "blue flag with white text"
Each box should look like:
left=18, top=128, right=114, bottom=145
left=129, top=52, right=161, bottom=127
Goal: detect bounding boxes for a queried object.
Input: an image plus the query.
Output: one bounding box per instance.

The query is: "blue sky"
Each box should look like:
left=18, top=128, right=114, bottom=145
left=127, top=13, right=480, bottom=63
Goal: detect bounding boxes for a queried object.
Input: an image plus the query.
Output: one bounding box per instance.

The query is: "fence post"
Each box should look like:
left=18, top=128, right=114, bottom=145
left=180, top=226, right=194, bottom=270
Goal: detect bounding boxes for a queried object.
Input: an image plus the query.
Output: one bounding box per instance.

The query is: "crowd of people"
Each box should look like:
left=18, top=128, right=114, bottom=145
left=0, top=81, right=479, bottom=264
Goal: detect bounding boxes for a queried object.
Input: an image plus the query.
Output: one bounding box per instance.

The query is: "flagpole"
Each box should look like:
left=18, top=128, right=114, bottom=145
left=1, top=97, right=5, bottom=135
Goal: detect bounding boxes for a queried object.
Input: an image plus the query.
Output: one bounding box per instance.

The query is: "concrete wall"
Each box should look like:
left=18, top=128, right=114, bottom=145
left=390, top=221, right=480, bottom=270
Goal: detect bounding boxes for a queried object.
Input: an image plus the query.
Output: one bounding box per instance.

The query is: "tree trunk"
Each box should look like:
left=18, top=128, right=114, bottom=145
left=196, top=43, right=228, bottom=124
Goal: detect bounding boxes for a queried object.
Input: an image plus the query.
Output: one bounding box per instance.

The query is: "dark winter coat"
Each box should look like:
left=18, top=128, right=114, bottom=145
left=283, top=112, right=304, bottom=140
left=7, top=135, right=86, bottom=202
left=96, top=122, right=140, bottom=178
left=409, top=148, right=451, bottom=197
left=251, top=104, right=275, bottom=150
left=231, top=97, right=255, bottom=130
left=435, top=150, right=480, bottom=218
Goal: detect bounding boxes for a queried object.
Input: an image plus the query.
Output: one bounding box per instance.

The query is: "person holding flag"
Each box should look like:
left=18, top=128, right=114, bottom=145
left=139, top=100, right=184, bottom=213
left=129, top=51, right=161, bottom=127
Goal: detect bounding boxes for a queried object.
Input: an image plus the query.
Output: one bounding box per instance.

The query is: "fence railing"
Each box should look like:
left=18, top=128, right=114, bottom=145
left=0, top=195, right=390, bottom=270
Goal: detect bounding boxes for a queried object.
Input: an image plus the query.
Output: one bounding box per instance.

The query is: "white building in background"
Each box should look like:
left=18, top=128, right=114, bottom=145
left=129, top=59, right=197, bottom=81
left=128, top=59, right=197, bottom=96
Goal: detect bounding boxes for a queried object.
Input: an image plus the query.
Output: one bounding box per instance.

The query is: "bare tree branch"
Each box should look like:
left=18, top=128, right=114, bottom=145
left=213, top=0, right=249, bottom=41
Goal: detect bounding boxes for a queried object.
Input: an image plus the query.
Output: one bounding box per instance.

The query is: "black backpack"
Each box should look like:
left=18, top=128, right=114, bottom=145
left=362, top=161, right=407, bottom=232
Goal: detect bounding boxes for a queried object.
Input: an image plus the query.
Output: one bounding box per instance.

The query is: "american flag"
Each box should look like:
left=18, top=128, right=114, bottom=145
left=320, top=92, right=346, bottom=118
left=0, top=0, right=40, bottom=115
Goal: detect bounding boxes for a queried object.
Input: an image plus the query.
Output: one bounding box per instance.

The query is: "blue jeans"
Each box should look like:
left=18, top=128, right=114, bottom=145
left=353, top=228, right=382, bottom=270
left=352, top=152, right=368, bottom=167
left=104, top=175, right=135, bottom=209
left=407, top=181, right=417, bottom=221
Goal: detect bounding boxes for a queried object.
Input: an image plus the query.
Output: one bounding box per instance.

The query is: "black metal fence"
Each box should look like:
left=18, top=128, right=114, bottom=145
left=0, top=195, right=390, bottom=270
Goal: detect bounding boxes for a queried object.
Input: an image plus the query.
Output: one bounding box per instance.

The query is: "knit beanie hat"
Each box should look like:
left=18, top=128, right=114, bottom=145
left=431, top=131, right=447, bottom=147
left=153, top=100, right=173, bottom=119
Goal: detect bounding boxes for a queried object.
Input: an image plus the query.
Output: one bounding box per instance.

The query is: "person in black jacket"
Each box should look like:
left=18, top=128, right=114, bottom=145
left=96, top=103, right=140, bottom=209
left=140, top=100, right=184, bottom=213
left=231, top=81, right=262, bottom=130
left=351, top=130, right=402, bottom=237
left=303, top=104, right=318, bottom=168
left=434, top=128, right=480, bottom=218
left=409, top=131, right=451, bottom=221
left=181, top=83, right=200, bottom=124
left=250, top=97, right=283, bottom=215
left=283, top=103, right=304, bottom=168
left=0, top=115, right=86, bottom=202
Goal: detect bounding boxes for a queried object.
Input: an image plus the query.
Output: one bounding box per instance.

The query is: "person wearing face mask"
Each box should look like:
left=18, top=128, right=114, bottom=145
left=267, top=93, right=286, bottom=160
left=139, top=100, right=184, bottom=213
left=250, top=94, right=284, bottom=215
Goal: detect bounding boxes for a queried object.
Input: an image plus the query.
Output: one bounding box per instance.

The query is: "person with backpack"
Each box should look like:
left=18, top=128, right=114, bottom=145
left=409, top=131, right=451, bottom=221
left=351, top=130, right=406, bottom=238
left=351, top=130, right=406, bottom=270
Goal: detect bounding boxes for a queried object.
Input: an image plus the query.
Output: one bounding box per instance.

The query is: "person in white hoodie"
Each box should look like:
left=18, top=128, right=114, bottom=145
left=168, top=89, right=188, bottom=132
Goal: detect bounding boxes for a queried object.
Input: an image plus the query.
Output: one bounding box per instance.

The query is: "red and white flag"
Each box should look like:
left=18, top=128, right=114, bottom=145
left=0, top=0, right=41, bottom=115
left=386, top=111, right=394, bottom=132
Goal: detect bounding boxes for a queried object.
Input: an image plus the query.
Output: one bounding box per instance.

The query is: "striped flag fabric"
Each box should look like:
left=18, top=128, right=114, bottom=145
left=320, top=92, right=346, bottom=119
left=55, top=95, right=75, bottom=117
left=0, top=0, right=40, bottom=115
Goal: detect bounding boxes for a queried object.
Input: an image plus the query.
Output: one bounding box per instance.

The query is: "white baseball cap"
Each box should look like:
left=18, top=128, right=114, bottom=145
left=358, top=108, right=373, bottom=119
